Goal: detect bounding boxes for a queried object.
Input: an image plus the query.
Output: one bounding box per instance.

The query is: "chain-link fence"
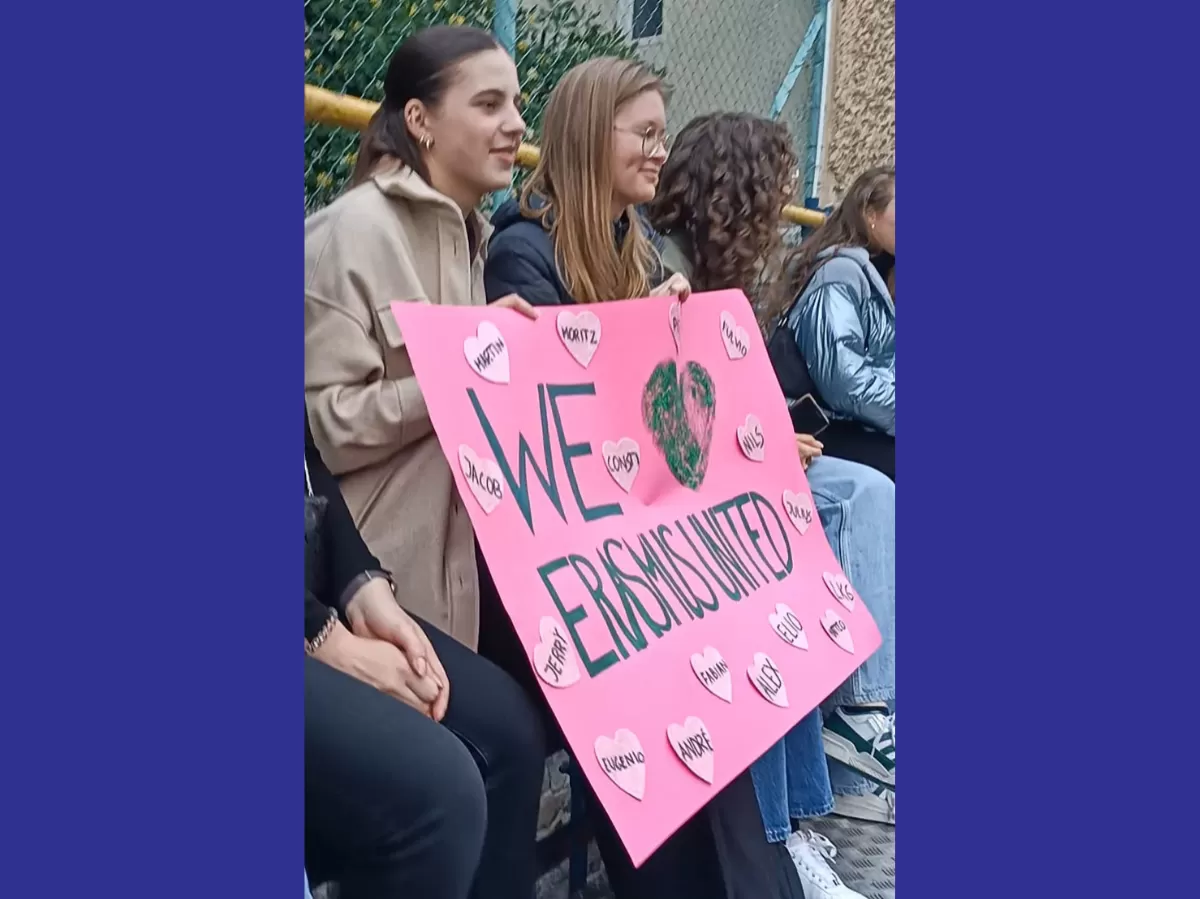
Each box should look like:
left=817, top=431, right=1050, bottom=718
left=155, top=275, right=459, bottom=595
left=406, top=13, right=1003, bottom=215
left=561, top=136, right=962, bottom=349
left=304, top=0, right=827, bottom=212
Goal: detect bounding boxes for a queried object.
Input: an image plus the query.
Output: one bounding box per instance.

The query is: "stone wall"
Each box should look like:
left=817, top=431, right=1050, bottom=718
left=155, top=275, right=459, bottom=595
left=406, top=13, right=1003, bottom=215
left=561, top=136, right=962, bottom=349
left=821, top=0, right=895, bottom=204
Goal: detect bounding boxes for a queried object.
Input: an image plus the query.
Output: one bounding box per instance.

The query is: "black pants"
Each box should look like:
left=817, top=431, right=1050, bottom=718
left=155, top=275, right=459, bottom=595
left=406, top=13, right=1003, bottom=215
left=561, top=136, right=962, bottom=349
left=305, top=619, right=545, bottom=899
left=476, top=551, right=805, bottom=899
left=819, top=420, right=896, bottom=481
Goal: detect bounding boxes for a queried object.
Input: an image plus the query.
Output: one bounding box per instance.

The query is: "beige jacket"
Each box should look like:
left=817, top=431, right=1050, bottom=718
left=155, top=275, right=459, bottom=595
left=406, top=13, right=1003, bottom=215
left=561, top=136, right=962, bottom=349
left=304, top=165, right=492, bottom=648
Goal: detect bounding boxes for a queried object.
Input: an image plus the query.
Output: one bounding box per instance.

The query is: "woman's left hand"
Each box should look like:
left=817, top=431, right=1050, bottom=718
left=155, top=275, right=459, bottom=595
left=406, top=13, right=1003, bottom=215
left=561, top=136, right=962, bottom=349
left=650, top=272, right=692, bottom=301
left=346, top=578, right=450, bottom=721
left=795, top=433, right=824, bottom=470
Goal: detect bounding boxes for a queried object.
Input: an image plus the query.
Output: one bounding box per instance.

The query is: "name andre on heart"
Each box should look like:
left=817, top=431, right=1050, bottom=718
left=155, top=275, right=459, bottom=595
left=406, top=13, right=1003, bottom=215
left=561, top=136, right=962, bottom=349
left=466, top=379, right=797, bottom=680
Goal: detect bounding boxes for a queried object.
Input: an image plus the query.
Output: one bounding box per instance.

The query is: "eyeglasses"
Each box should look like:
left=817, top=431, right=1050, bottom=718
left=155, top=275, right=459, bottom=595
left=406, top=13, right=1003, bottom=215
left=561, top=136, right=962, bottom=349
left=614, top=126, right=670, bottom=157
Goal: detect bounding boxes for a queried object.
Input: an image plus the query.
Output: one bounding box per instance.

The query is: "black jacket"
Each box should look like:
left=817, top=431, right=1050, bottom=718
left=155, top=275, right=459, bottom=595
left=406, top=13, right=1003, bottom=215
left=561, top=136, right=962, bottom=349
left=484, top=198, right=669, bottom=307
left=304, top=413, right=385, bottom=640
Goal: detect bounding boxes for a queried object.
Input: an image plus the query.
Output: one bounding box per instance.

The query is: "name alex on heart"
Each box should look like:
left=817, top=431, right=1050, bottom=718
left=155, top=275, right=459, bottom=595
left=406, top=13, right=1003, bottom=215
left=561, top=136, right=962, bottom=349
left=465, top=380, right=797, bottom=680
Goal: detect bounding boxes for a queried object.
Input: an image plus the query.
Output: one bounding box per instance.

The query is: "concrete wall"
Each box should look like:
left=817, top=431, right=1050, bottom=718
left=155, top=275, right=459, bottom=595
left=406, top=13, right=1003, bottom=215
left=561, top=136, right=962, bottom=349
left=818, top=0, right=895, bottom=204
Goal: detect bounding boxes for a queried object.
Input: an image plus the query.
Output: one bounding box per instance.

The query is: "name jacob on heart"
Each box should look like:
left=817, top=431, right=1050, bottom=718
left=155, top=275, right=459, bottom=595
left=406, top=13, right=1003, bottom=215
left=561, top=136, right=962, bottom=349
left=462, top=454, right=503, bottom=499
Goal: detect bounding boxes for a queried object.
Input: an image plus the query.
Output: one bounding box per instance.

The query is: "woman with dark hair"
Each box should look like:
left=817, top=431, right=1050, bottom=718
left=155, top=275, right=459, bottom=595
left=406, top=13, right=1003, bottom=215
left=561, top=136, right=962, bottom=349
left=304, top=25, right=548, bottom=898
left=304, top=412, right=545, bottom=899
left=760, top=167, right=896, bottom=480
left=305, top=25, right=537, bottom=648
left=650, top=114, right=894, bottom=899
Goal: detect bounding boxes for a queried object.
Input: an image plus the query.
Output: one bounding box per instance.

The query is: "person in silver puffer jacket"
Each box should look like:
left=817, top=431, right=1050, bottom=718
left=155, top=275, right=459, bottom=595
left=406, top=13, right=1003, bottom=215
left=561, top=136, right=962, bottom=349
left=774, top=167, right=895, bottom=437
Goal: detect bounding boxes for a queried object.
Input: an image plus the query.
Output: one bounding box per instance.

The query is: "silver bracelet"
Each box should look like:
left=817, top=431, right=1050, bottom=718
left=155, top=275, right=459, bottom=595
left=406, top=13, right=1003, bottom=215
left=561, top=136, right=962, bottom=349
left=306, top=608, right=339, bottom=655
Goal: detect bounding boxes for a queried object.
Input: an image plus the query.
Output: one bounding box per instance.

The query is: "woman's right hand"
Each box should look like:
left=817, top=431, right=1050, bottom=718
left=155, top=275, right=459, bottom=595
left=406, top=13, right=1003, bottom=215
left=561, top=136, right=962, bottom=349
left=313, top=621, right=440, bottom=717
left=491, top=293, right=540, bottom=319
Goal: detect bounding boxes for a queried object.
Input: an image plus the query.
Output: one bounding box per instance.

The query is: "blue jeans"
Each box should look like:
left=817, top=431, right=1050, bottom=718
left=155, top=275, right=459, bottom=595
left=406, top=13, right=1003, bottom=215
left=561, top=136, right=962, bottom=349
left=750, top=455, right=896, bottom=840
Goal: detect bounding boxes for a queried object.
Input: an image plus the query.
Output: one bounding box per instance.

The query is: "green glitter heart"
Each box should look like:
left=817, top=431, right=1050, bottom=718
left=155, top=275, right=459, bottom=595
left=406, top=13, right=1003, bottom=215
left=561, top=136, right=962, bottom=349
left=641, top=359, right=717, bottom=490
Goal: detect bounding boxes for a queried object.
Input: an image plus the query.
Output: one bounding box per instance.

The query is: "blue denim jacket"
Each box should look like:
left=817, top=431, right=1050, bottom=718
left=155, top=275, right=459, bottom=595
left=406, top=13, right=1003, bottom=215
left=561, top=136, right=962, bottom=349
left=785, top=247, right=895, bottom=435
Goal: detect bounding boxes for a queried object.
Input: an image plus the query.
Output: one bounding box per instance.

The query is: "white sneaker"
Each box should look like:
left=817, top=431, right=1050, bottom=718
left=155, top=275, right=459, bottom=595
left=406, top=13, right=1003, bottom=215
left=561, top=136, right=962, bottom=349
left=833, top=783, right=895, bottom=825
left=785, top=830, right=867, bottom=899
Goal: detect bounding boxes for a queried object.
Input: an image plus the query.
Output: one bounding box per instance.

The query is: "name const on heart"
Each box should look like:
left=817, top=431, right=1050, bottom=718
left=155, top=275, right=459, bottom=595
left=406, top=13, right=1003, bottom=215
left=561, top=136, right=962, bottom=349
left=606, top=451, right=640, bottom=474
left=472, top=338, right=506, bottom=371
left=463, top=457, right=503, bottom=499
left=541, top=626, right=571, bottom=683
left=560, top=325, right=599, bottom=346
left=600, top=749, right=646, bottom=774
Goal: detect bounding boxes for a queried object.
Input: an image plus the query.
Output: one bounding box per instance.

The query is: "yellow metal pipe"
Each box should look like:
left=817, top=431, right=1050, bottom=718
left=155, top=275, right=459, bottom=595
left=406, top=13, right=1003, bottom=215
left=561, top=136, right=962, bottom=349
left=305, top=83, right=823, bottom=227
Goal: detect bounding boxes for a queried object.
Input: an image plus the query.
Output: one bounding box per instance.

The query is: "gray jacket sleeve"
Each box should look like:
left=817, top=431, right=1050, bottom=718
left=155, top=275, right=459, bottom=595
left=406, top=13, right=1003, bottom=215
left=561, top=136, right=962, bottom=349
left=789, top=283, right=896, bottom=436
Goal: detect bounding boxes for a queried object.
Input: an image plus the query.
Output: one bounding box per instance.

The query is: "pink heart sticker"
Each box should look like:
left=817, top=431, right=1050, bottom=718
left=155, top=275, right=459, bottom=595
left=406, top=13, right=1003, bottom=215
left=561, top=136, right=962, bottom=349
left=457, top=444, right=504, bottom=514
left=463, top=321, right=510, bottom=384
left=669, top=301, right=682, bottom=351
left=782, top=490, right=815, bottom=535
left=719, top=310, right=749, bottom=360
left=736, top=414, right=765, bottom=462
left=689, top=646, right=732, bottom=703
left=594, top=729, right=646, bottom=800
left=667, top=716, right=715, bottom=784
left=746, top=652, right=788, bottom=707
left=556, top=309, right=602, bottom=368
left=601, top=438, right=641, bottom=493
left=531, top=616, right=580, bottom=689
left=822, top=571, right=857, bottom=611
left=768, top=603, right=809, bottom=650
left=820, top=609, right=855, bottom=654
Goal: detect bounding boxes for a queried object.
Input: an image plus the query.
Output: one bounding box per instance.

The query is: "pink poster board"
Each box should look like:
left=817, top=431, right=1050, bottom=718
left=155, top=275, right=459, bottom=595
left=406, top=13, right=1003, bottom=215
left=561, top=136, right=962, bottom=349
left=391, top=290, right=882, bottom=866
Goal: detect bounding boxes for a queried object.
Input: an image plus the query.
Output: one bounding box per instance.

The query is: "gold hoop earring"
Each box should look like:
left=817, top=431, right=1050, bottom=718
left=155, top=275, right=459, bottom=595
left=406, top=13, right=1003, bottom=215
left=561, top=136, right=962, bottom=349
left=420, top=134, right=434, bottom=150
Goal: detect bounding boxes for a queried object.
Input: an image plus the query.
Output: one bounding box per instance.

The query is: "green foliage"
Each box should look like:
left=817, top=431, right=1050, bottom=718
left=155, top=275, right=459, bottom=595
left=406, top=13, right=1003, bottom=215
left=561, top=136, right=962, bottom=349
left=304, top=0, right=652, bottom=211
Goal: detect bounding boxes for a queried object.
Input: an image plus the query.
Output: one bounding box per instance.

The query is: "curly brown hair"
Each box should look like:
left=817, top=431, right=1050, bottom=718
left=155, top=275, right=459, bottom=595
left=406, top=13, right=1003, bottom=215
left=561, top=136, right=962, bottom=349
left=648, top=113, right=797, bottom=298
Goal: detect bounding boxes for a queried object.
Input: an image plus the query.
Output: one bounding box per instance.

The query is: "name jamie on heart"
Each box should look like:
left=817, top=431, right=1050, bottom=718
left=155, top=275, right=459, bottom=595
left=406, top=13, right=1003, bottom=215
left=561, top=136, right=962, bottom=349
left=466, top=380, right=798, bottom=680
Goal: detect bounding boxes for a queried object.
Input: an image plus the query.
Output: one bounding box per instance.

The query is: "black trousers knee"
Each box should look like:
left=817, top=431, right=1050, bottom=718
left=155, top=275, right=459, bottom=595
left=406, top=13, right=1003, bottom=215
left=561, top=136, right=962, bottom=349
left=305, top=617, right=545, bottom=899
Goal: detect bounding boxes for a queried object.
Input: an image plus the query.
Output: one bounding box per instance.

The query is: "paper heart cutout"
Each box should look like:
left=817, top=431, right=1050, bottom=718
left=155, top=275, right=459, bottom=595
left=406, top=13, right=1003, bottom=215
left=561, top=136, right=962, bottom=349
left=641, top=359, right=717, bottom=490
left=719, top=311, right=749, bottom=360
left=457, top=444, right=504, bottom=514
left=736, top=414, right=766, bottom=462
left=823, top=571, right=857, bottom=611
left=594, top=729, right=646, bottom=800
left=747, top=652, right=788, bottom=707
left=768, top=603, right=809, bottom=650
left=463, top=321, right=510, bottom=384
left=669, top=301, right=682, bottom=351
left=782, top=490, right=815, bottom=535
left=667, top=717, right=715, bottom=784
left=602, top=438, right=641, bottom=493
left=820, top=609, right=855, bottom=654
left=531, top=616, right=580, bottom=689
left=690, top=646, right=732, bottom=703
left=556, top=309, right=602, bottom=368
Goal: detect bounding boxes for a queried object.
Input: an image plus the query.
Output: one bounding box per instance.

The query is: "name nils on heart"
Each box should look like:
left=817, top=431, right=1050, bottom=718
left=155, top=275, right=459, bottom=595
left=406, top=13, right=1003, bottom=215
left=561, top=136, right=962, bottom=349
left=466, top=380, right=796, bottom=680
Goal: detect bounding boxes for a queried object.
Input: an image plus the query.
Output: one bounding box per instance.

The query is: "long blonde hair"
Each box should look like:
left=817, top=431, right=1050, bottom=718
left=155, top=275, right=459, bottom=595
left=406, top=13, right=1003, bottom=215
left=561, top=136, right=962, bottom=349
left=519, top=57, right=663, bottom=304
